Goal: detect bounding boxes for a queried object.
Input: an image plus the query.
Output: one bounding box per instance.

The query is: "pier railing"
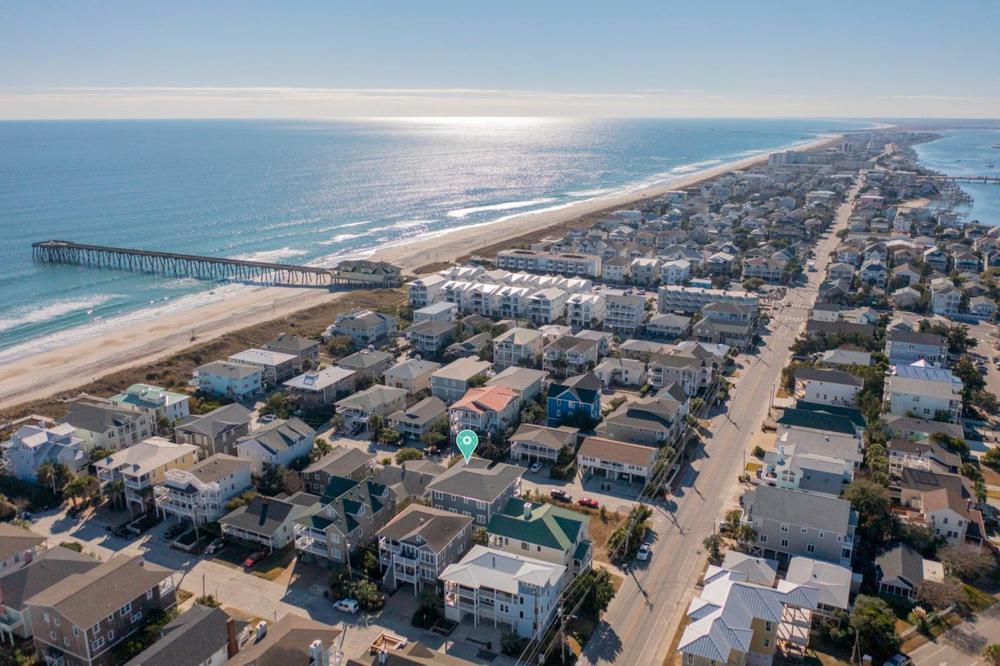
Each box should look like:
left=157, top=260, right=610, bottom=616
left=31, top=240, right=402, bottom=288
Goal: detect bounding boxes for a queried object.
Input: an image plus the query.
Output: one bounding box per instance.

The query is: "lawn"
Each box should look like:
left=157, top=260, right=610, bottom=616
left=252, top=549, right=297, bottom=582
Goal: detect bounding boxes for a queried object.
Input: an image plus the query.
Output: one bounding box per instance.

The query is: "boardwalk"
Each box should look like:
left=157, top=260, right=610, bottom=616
left=31, top=239, right=403, bottom=288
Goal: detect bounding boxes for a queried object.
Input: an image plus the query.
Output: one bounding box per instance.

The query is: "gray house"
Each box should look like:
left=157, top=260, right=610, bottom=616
left=174, top=403, right=253, bottom=457
left=427, top=457, right=524, bottom=525
left=741, top=485, right=857, bottom=567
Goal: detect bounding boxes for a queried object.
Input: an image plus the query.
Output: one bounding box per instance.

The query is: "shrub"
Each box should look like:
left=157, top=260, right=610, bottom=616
left=395, top=447, right=424, bottom=464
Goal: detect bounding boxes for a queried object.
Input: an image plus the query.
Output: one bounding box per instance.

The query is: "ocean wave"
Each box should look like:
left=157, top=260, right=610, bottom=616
left=229, top=247, right=307, bottom=262
left=670, top=159, right=724, bottom=174
left=318, top=232, right=367, bottom=245
left=391, top=219, right=436, bottom=229
left=0, top=295, right=118, bottom=333
left=565, top=187, right=617, bottom=198
left=445, top=198, right=558, bottom=219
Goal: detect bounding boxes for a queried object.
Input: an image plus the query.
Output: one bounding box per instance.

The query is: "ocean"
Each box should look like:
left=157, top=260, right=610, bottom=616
left=0, top=117, right=867, bottom=360
left=913, top=128, right=1000, bottom=225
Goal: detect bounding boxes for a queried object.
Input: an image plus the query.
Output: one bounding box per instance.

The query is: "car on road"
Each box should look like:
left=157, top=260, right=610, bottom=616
left=636, top=543, right=651, bottom=561
left=529, top=461, right=543, bottom=473
left=243, top=551, right=267, bottom=568
left=334, top=598, right=359, bottom=614
left=550, top=489, right=572, bottom=502
left=577, top=497, right=599, bottom=509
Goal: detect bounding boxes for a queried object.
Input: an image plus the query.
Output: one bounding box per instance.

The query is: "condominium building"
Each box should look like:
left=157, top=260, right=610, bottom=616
left=496, top=249, right=602, bottom=278
left=657, top=285, right=759, bottom=315
left=602, top=289, right=648, bottom=335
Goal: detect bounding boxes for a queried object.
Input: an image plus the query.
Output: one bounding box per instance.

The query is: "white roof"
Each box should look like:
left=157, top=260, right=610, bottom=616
left=283, top=366, right=355, bottom=391
left=438, top=545, right=564, bottom=595
left=783, top=556, right=852, bottom=611
left=680, top=568, right=817, bottom=661
left=93, top=437, right=197, bottom=476
left=229, top=348, right=297, bottom=367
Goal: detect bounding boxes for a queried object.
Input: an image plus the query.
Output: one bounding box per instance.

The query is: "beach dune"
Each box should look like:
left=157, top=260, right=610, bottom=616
left=0, top=135, right=837, bottom=410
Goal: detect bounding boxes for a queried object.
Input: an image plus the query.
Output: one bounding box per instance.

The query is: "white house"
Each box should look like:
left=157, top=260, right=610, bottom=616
left=383, top=359, right=441, bottom=394
left=2, top=421, right=87, bottom=482
left=108, top=384, right=190, bottom=423
left=227, top=349, right=298, bottom=384
left=235, top=418, right=315, bottom=473
left=192, top=361, right=263, bottom=401
left=603, top=289, right=648, bottom=335
left=439, top=545, right=566, bottom=638
left=884, top=363, right=963, bottom=423
left=154, top=454, right=253, bottom=525
left=793, top=368, right=862, bottom=408
left=577, top=436, right=657, bottom=484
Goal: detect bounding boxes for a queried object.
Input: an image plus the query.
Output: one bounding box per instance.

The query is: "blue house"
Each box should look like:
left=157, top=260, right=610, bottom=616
left=547, top=372, right=602, bottom=427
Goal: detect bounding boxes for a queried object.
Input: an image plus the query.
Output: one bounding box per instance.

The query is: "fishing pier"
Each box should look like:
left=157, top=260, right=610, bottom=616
left=31, top=240, right=403, bottom=288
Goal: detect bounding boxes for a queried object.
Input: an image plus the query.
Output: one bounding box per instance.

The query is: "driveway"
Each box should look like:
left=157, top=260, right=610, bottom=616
left=910, top=605, right=1000, bottom=665
left=27, top=504, right=515, bottom=665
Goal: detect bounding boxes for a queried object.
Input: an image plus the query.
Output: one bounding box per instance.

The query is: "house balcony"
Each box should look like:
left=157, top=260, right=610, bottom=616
left=295, top=534, right=330, bottom=558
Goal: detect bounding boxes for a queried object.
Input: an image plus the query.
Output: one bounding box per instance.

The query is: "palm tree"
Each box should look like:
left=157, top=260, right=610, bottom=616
left=984, top=644, right=1000, bottom=666
left=105, top=478, right=125, bottom=510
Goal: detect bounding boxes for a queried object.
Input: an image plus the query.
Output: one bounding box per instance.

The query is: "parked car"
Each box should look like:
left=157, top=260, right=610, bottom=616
left=550, top=489, right=572, bottom=502
left=334, top=598, right=359, bottom=614
left=883, top=655, right=912, bottom=666
left=244, top=551, right=267, bottom=568
left=164, top=523, right=187, bottom=540
left=636, top=543, right=651, bottom=561
left=259, top=414, right=276, bottom=424
left=529, top=461, right=543, bottom=473
left=577, top=497, right=599, bottom=509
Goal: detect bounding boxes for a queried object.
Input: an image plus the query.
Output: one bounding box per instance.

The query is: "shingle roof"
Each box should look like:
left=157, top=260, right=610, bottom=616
left=509, top=423, right=578, bottom=451
left=237, top=418, right=314, bottom=455
left=220, top=495, right=310, bottom=537
left=175, top=403, right=252, bottom=438
left=743, top=486, right=855, bottom=534
left=0, top=546, right=98, bottom=610
left=0, top=523, right=46, bottom=563
left=124, top=604, right=232, bottom=666
left=62, top=400, right=145, bottom=433
left=427, top=457, right=523, bottom=502
left=377, top=505, right=473, bottom=552
left=24, top=555, right=172, bottom=628
left=794, top=367, right=863, bottom=387
left=578, top=436, right=658, bottom=468
left=228, top=614, right=341, bottom=666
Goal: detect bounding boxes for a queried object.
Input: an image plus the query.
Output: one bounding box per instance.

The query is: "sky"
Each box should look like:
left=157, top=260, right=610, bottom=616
left=1, top=0, right=998, bottom=120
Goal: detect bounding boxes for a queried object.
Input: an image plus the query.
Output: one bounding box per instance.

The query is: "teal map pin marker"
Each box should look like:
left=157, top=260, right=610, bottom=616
left=456, top=429, right=479, bottom=464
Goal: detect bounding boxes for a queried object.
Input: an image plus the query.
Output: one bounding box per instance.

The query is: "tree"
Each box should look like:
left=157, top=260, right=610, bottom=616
left=420, top=416, right=449, bottom=452
left=939, top=543, right=997, bottom=582
left=368, top=415, right=384, bottom=438
left=733, top=524, right=757, bottom=552
left=63, top=475, right=98, bottom=508
left=582, top=568, right=615, bottom=618
left=917, top=580, right=966, bottom=611
left=378, top=428, right=402, bottom=446
left=395, top=447, right=424, bottom=464
left=194, top=595, right=220, bottom=608
left=983, top=644, right=1000, bottom=666
left=256, top=464, right=286, bottom=497
left=984, top=445, right=1000, bottom=469
left=849, top=595, right=901, bottom=661
left=703, top=534, right=723, bottom=565
left=312, top=437, right=332, bottom=459
left=104, top=478, right=126, bottom=510
left=844, top=479, right=895, bottom=558
left=259, top=392, right=292, bottom=420
left=36, top=461, right=70, bottom=495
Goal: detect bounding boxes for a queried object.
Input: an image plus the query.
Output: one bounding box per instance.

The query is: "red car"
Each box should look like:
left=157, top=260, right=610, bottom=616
left=244, top=551, right=267, bottom=568
left=577, top=497, right=599, bottom=509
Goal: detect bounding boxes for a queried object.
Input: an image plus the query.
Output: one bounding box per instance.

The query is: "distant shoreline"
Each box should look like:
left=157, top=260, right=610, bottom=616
left=0, top=132, right=840, bottom=410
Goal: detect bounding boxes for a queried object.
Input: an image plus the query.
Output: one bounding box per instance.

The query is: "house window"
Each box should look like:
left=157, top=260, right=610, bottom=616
left=73, top=627, right=79, bottom=637
left=765, top=621, right=771, bottom=631
left=780, top=524, right=789, bottom=533
left=120, top=601, right=132, bottom=616
left=800, top=527, right=808, bottom=535
left=146, top=588, right=154, bottom=600
left=759, top=534, right=767, bottom=543
left=780, top=539, right=789, bottom=548
left=108, top=629, right=115, bottom=641
left=807, top=544, right=816, bottom=553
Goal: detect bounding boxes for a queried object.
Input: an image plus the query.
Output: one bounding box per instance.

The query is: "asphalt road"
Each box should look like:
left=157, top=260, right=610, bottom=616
left=910, top=604, right=1000, bottom=665
left=579, top=177, right=863, bottom=666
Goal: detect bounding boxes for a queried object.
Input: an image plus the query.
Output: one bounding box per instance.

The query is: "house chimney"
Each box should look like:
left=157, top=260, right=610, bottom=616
left=255, top=620, right=268, bottom=642
left=308, top=639, right=327, bottom=666
left=226, top=618, right=239, bottom=658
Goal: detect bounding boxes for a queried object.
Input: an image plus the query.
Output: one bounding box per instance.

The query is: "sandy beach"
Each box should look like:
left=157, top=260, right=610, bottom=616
left=0, top=134, right=838, bottom=411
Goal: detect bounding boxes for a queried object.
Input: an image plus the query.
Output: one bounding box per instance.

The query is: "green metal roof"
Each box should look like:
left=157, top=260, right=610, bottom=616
left=487, top=498, right=588, bottom=551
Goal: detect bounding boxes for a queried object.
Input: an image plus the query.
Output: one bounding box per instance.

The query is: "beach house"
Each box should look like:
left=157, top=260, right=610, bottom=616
left=235, top=418, right=315, bottom=473
left=377, top=505, right=474, bottom=595
left=108, top=384, right=190, bottom=423
left=154, top=454, right=253, bottom=525
left=173, top=403, right=252, bottom=458
left=61, top=398, right=156, bottom=452
left=2, top=420, right=87, bottom=482
left=192, top=361, right=263, bottom=401
left=93, top=437, right=198, bottom=514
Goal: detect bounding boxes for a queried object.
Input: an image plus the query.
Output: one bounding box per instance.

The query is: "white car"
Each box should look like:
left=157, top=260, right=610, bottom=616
left=334, top=598, right=359, bottom=614
left=529, top=462, right=543, bottom=473
left=636, top=543, right=651, bottom=561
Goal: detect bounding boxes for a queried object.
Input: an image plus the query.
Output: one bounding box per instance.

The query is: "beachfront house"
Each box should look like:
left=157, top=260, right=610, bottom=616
left=108, top=383, right=190, bottom=423
left=227, top=348, right=298, bottom=384
left=60, top=398, right=156, bottom=452
left=191, top=361, right=263, bottom=401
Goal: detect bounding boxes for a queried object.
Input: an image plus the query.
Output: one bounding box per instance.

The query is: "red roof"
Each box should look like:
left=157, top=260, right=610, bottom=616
left=451, top=386, right=519, bottom=414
